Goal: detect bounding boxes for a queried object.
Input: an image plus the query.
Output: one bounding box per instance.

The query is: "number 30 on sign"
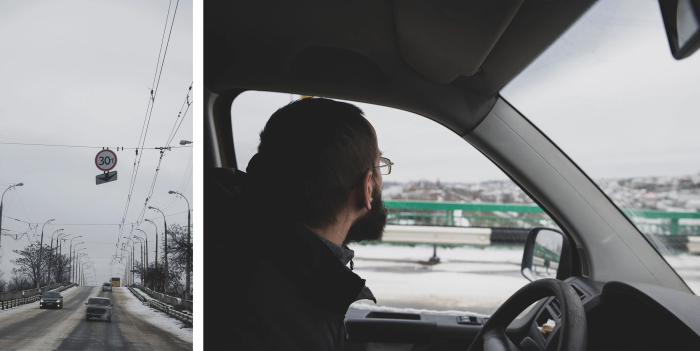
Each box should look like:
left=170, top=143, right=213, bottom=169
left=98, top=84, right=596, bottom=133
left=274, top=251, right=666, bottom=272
left=95, top=150, right=117, bottom=171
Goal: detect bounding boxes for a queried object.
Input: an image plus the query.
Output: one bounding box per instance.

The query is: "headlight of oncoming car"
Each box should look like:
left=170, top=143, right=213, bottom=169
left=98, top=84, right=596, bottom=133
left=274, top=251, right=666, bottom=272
left=40, top=299, right=44, bottom=302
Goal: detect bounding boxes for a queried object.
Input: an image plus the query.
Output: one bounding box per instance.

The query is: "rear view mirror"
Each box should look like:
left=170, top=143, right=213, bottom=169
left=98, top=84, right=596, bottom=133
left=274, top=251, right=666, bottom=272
left=521, top=228, right=571, bottom=282
left=660, top=0, right=700, bottom=59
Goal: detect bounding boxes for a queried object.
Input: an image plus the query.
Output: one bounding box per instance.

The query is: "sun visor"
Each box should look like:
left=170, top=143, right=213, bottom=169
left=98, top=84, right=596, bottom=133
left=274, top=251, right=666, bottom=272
left=393, top=0, right=523, bottom=84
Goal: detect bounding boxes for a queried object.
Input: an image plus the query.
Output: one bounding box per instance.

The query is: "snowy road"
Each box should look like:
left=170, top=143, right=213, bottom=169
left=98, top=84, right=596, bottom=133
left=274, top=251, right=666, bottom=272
left=0, top=286, right=192, bottom=351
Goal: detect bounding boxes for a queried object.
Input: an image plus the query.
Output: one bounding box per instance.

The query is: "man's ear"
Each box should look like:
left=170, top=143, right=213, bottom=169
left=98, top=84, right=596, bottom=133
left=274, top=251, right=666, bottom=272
left=361, top=170, right=374, bottom=211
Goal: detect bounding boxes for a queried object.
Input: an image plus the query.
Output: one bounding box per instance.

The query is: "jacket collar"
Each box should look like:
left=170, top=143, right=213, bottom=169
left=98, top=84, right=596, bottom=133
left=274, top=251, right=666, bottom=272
left=281, top=223, right=367, bottom=314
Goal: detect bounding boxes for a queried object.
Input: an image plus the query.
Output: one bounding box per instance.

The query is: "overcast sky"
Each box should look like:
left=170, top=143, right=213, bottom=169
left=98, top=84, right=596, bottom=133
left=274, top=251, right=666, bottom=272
left=0, top=0, right=193, bottom=283
left=233, top=0, right=700, bottom=186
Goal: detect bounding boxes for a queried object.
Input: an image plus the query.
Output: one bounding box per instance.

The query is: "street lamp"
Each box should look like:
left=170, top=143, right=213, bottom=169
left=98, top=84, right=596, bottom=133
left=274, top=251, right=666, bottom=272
left=75, top=247, right=86, bottom=284
left=77, top=253, right=88, bottom=286
left=179, top=140, right=192, bottom=145
left=168, top=190, right=191, bottom=301
left=0, top=182, right=23, bottom=249
left=134, top=228, right=150, bottom=288
left=57, top=233, right=71, bottom=283
left=133, top=236, right=145, bottom=286
left=69, top=236, right=82, bottom=284
left=123, top=237, right=135, bottom=285
left=38, top=219, right=55, bottom=288
left=142, top=219, right=157, bottom=271
left=148, top=206, right=167, bottom=294
left=47, top=229, right=64, bottom=283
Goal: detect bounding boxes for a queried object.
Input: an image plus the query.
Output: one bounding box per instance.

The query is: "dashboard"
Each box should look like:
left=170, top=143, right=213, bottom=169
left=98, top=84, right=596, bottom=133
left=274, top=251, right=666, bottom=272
left=344, top=277, right=700, bottom=351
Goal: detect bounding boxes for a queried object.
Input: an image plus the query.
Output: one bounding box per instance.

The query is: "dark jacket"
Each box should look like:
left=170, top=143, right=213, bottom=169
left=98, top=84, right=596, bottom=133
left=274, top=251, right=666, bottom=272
left=205, top=168, right=374, bottom=350
left=230, top=223, right=372, bottom=350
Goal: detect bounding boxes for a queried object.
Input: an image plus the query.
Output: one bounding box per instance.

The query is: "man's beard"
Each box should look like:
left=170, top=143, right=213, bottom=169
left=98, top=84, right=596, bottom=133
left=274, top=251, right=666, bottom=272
left=344, top=184, right=388, bottom=245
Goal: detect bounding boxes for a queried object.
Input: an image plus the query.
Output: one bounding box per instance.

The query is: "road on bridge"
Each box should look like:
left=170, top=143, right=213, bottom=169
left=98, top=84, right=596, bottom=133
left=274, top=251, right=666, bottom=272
left=0, top=286, right=192, bottom=350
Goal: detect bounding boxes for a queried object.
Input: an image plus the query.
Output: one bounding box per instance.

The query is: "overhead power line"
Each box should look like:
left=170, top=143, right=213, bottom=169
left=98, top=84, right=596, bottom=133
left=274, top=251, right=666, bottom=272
left=115, top=0, right=181, bottom=266
left=0, top=142, right=191, bottom=150
left=134, top=84, right=194, bottom=224
left=3, top=210, right=190, bottom=226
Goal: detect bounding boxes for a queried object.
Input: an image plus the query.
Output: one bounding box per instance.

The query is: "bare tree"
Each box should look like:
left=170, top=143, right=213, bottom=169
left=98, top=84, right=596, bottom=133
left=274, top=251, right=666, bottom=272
left=11, top=243, right=52, bottom=287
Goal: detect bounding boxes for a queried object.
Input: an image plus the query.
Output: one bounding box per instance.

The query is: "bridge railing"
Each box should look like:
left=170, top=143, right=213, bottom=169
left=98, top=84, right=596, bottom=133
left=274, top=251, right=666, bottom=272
left=384, top=200, right=700, bottom=236
left=0, top=283, right=70, bottom=311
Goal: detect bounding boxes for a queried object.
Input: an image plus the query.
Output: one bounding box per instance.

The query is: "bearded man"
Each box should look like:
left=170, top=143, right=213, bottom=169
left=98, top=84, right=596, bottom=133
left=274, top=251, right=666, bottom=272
left=225, top=98, right=391, bottom=351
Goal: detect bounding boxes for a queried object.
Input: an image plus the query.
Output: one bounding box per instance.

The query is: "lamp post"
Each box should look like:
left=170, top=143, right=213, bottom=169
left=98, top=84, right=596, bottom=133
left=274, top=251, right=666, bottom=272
left=0, top=182, right=23, bottom=249
left=143, top=219, right=158, bottom=272
left=77, top=253, right=87, bottom=286
left=81, top=261, right=92, bottom=286
left=148, top=206, right=167, bottom=293
left=75, top=248, right=86, bottom=284
left=134, top=228, right=150, bottom=288
left=133, top=236, right=145, bottom=286
left=57, top=233, right=71, bottom=283
left=69, top=236, right=81, bottom=284
left=123, top=237, right=135, bottom=286
left=169, top=191, right=191, bottom=301
left=37, top=219, right=55, bottom=288
left=48, top=229, right=64, bottom=283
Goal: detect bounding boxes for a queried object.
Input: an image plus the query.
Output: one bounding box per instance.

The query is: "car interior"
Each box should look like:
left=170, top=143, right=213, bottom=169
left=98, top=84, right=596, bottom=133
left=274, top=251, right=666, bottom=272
left=204, top=1, right=700, bottom=350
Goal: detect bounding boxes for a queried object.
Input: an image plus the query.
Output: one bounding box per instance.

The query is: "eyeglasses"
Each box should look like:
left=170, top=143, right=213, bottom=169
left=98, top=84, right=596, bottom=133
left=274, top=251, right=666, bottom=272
left=369, top=157, right=394, bottom=175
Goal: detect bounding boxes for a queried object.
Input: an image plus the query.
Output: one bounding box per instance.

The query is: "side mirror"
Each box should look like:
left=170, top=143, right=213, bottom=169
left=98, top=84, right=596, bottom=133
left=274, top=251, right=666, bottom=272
left=84, top=302, right=88, bottom=305
left=521, top=227, right=572, bottom=282
left=660, top=0, right=700, bottom=59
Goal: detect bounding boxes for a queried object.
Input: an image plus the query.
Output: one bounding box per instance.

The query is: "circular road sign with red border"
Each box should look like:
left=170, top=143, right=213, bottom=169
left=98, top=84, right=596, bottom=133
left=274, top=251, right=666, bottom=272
left=95, top=150, right=117, bottom=171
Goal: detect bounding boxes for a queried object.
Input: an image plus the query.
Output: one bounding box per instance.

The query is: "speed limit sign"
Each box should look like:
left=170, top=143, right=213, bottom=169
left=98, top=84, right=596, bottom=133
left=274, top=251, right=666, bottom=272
left=95, top=150, right=117, bottom=171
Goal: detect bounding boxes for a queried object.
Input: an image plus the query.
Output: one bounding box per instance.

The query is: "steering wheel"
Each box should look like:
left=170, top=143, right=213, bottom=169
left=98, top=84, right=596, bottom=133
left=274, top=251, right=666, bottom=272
left=468, top=279, right=587, bottom=351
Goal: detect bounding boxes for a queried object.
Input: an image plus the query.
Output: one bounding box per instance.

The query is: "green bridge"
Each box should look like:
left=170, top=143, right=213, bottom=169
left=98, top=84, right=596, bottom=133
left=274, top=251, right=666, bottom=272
left=384, top=200, right=700, bottom=236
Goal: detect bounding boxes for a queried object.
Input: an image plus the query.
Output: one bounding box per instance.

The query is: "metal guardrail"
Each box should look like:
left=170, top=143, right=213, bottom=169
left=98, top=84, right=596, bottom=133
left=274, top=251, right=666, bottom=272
left=135, top=284, right=193, bottom=312
left=128, top=286, right=192, bottom=325
left=148, top=299, right=193, bottom=325
left=0, top=283, right=75, bottom=311
left=384, top=200, right=700, bottom=236
left=128, top=286, right=148, bottom=302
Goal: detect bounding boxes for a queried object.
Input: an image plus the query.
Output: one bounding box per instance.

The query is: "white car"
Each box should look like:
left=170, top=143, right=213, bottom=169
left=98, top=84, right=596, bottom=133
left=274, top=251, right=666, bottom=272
left=102, top=283, right=112, bottom=292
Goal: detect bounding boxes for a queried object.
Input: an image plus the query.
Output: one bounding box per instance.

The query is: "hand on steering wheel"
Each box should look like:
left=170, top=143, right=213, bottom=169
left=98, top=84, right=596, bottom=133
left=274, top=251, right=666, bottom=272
left=468, top=279, right=587, bottom=351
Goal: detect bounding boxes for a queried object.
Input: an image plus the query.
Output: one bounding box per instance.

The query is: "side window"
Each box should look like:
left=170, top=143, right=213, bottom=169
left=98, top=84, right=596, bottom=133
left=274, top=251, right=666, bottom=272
left=232, top=91, right=553, bottom=315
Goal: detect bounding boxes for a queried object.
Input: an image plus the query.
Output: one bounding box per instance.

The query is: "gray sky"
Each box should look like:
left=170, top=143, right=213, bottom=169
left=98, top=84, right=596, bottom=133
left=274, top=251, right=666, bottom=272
left=0, top=0, right=193, bottom=284
left=502, top=0, right=700, bottom=181
left=233, top=0, right=699, bottom=185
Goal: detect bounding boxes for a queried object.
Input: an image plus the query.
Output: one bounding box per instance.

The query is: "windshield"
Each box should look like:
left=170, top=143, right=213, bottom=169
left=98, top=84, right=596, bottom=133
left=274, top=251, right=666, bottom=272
left=502, top=0, right=700, bottom=293
left=88, top=299, right=110, bottom=306
left=43, top=293, right=59, bottom=298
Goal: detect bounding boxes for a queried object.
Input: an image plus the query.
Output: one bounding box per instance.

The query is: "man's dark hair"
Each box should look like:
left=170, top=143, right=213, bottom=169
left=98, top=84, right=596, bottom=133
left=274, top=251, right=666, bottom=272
left=247, top=98, right=379, bottom=228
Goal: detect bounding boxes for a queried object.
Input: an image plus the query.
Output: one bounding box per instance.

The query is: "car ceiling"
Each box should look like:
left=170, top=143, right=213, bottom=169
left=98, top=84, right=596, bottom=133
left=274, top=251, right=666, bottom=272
left=204, top=0, right=596, bottom=136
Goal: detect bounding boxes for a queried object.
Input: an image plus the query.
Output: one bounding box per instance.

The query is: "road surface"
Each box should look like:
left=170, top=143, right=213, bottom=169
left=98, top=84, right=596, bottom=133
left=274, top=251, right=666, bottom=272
left=0, top=286, right=192, bottom=350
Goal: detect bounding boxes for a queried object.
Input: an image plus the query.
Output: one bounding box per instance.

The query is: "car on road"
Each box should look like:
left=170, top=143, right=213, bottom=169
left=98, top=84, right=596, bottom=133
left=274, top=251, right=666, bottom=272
left=85, top=297, right=113, bottom=321
left=39, top=292, right=63, bottom=309
left=102, top=282, right=112, bottom=292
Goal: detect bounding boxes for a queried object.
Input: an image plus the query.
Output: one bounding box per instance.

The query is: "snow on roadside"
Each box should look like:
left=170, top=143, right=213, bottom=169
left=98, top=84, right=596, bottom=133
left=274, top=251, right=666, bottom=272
left=351, top=244, right=523, bottom=264
left=133, top=287, right=153, bottom=301
left=350, top=303, right=490, bottom=318
left=117, top=287, right=193, bottom=344
left=0, top=284, right=80, bottom=320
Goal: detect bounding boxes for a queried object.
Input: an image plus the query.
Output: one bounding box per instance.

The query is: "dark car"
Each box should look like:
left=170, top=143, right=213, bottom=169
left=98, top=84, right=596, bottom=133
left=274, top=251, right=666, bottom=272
left=102, top=282, right=112, bottom=292
left=85, top=297, right=112, bottom=321
left=39, top=291, right=64, bottom=309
